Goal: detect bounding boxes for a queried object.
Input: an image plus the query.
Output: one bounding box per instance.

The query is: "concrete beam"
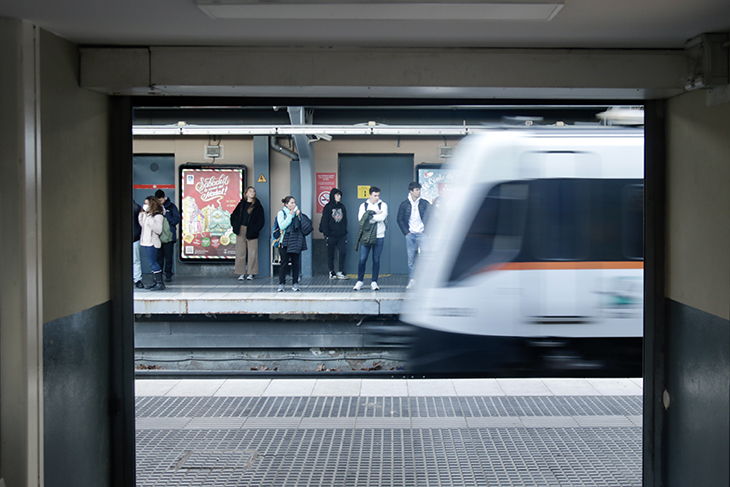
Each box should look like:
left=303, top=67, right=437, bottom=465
left=80, top=46, right=687, bottom=99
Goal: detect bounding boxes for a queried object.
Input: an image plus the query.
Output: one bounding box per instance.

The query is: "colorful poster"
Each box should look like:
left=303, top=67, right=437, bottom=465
left=316, top=172, right=337, bottom=213
left=180, top=166, right=244, bottom=260
left=418, top=167, right=454, bottom=204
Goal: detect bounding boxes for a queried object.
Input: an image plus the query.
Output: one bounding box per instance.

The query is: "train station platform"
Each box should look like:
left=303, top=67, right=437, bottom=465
left=135, top=377, right=643, bottom=487
left=134, top=275, right=409, bottom=316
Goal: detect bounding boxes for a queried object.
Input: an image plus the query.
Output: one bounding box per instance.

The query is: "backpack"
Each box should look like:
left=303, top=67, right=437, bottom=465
left=160, top=217, right=173, bottom=243
left=271, top=211, right=283, bottom=247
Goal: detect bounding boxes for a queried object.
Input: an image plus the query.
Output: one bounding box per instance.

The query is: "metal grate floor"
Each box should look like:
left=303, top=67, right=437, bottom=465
left=136, top=395, right=642, bottom=486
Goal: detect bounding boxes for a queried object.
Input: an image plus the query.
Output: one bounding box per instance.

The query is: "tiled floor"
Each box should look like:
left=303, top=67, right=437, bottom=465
left=136, top=378, right=643, bottom=486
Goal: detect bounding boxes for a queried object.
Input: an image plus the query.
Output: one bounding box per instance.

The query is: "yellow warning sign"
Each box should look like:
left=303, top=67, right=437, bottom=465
left=257, top=174, right=267, bottom=183
left=357, top=185, right=370, bottom=199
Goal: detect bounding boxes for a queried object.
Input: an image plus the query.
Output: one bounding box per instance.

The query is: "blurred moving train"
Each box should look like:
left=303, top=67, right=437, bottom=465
left=401, top=128, right=644, bottom=377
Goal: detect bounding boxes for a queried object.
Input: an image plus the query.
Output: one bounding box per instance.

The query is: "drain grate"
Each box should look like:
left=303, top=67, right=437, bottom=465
left=171, top=449, right=258, bottom=472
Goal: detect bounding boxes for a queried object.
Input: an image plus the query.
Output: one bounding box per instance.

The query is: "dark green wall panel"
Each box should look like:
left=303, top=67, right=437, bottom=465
left=44, top=301, right=112, bottom=487
left=666, top=299, right=729, bottom=486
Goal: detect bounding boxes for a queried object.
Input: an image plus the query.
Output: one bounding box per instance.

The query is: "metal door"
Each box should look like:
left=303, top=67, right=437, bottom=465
left=338, top=154, right=414, bottom=276
left=133, top=155, right=175, bottom=273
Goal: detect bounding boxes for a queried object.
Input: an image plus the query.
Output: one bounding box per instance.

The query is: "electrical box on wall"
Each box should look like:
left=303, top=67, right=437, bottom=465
left=439, top=146, right=453, bottom=159
left=684, top=33, right=729, bottom=90
left=205, top=145, right=223, bottom=159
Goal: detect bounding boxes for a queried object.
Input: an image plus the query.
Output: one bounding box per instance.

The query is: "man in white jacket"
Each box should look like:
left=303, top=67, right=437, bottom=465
left=353, top=187, right=388, bottom=291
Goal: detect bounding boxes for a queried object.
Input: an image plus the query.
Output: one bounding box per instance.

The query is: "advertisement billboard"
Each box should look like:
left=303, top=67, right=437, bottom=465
left=179, top=165, right=245, bottom=261
left=417, top=164, right=454, bottom=204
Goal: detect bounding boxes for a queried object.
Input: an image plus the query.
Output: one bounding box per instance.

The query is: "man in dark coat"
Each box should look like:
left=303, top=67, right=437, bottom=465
left=155, top=189, right=182, bottom=282
left=319, top=188, right=349, bottom=279
left=397, top=182, right=431, bottom=289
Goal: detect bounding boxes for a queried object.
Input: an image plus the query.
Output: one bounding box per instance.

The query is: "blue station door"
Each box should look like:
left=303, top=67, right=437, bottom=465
left=339, top=154, right=414, bottom=276
left=133, top=154, right=176, bottom=274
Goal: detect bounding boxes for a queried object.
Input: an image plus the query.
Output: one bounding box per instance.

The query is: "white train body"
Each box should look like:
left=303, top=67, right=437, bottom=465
left=401, top=128, right=644, bottom=346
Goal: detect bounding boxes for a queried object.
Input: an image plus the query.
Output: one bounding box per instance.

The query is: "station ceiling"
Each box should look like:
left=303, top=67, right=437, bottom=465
left=1, top=0, right=729, bottom=50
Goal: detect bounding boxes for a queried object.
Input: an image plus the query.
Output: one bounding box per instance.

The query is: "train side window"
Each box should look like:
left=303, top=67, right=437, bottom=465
left=622, top=184, right=644, bottom=259
left=448, top=182, right=528, bottom=284
left=530, top=179, right=590, bottom=261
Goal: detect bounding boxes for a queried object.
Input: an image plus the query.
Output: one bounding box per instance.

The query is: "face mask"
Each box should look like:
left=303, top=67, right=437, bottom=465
left=143, top=204, right=149, bottom=211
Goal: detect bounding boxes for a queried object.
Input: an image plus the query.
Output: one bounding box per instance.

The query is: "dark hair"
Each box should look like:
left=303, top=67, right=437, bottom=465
left=281, top=196, right=295, bottom=205
left=145, top=196, right=164, bottom=216
left=154, top=189, right=166, bottom=199
left=408, top=182, right=422, bottom=192
left=245, top=186, right=258, bottom=214
left=369, top=186, right=381, bottom=195
left=332, top=188, right=342, bottom=198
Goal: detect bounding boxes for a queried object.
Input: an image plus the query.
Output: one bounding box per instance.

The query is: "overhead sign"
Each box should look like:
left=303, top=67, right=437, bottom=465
left=179, top=165, right=244, bottom=261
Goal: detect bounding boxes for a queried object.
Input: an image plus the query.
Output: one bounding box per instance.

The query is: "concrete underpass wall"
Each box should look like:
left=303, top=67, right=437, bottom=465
left=665, top=89, right=730, bottom=486
left=39, top=30, right=114, bottom=487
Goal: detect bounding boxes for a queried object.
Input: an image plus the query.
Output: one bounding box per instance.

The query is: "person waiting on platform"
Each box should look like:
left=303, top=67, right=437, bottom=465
left=319, top=187, right=349, bottom=279
left=231, top=186, right=265, bottom=281
left=138, top=196, right=166, bottom=291
left=353, top=186, right=388, bottom=291
left=154, top=189, right=181, bottom=283
left=277, top=196, right=307, bottom=292
left=397, top=181, right=430, bottom=290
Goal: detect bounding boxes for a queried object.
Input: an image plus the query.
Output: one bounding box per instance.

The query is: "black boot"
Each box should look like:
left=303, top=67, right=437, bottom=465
left=149, top=271, right=165, bottom=291
left=155, top=271, right=166, bottom=290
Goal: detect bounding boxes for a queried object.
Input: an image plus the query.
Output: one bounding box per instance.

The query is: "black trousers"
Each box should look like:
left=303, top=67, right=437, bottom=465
left=326, top=235, right=347, bottom=273
left=278, top=246, right=301, bottom=284
left=156, top=241, right=175, bottom=278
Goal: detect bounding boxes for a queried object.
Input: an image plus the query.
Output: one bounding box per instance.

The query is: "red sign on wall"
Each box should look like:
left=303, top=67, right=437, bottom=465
left=180, top=166, right=244, bottom=260
left=316, top=172, right=337, bottom=213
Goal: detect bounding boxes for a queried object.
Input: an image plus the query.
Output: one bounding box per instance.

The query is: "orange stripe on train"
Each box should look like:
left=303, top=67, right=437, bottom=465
left=486, top=261, right=644, bottom=272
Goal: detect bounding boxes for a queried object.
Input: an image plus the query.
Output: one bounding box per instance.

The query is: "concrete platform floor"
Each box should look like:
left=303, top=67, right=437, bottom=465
left=136, top=378, right=643, bottom=486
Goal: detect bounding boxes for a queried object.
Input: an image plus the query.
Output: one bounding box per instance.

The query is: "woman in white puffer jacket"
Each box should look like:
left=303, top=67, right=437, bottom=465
left=138, top=196, right=166, bottom=290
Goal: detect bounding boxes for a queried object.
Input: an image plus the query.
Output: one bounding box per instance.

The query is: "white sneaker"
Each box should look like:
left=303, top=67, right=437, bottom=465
left=246, top=274, right=254, bottom=280
left=353, top=281, right=364, bottom=291
left=292, top=283, right=300, bottom=291
left=329, top=271, right=337, bottom=279
left=277, top=284, right=285, bottom=292
left=406, top=279, right=415, bottom=290
left=371, top=281, right=380, bottom=291
left=238, top=274, right=245, bottom=281
left=336, top=272, right=349, bottom=280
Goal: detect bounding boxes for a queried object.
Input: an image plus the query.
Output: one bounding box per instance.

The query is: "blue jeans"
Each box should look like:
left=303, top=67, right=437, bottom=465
left=358, top=237, right=384, bottom=282
left=144, top=245, right=162, bottom=273
left=133, top=240, right=142, bottom=282
left=405, top=232, right=424, bottom=279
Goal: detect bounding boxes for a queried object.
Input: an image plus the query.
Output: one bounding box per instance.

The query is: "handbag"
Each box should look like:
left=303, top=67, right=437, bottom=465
left=299, top=213, right=313, bottom=236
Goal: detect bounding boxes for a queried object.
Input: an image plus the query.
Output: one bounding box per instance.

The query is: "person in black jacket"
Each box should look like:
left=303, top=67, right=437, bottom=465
left=277, top=196, right=307, bottom=292
left=155, top=189, right=182, bottom=282
left=319, top=188, right=349, bottom=279
left=231, top=186, right=266, bottom=280
left=397, top=182, right=431, bottom=289
left=133, top=200, right=144, bottom=288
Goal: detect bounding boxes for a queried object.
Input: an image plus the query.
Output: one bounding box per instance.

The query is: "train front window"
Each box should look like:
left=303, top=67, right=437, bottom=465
left=530, top=179, right=590, bottom=261
left=448, top=182, right=528, bottom=284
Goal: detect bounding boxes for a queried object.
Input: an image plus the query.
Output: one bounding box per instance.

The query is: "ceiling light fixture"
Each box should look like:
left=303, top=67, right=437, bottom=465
left=195, top=0, right=564, bottom=21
